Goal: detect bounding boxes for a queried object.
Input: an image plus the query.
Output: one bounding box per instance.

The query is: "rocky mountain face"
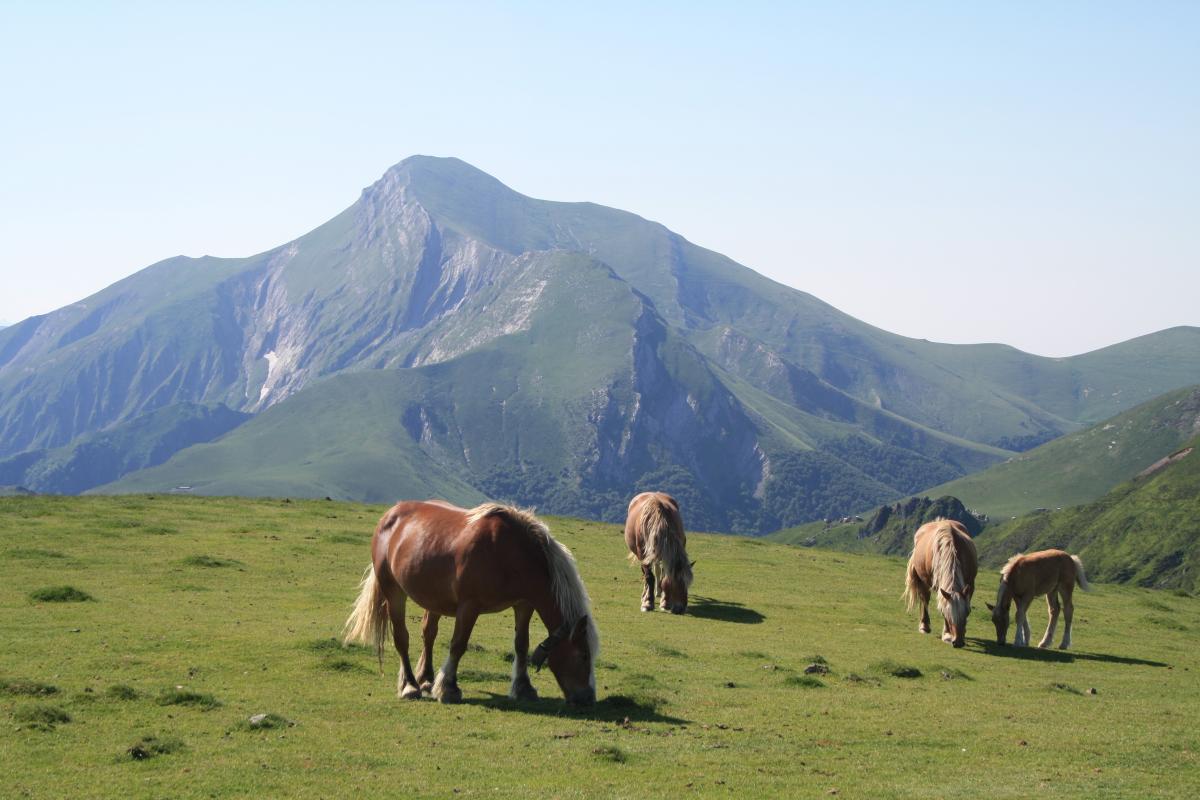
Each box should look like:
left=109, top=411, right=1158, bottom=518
left=2, top=156, right=1198, bottom=532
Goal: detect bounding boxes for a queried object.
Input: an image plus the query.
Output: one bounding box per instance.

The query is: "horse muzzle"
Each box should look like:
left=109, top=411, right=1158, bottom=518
left=669, top=604, right=686, bottom=615
left=567, top=688, right=596, bottom=707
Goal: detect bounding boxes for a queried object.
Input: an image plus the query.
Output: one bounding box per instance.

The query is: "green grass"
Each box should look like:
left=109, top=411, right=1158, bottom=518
left=2, top=494, right=1199, bottom=797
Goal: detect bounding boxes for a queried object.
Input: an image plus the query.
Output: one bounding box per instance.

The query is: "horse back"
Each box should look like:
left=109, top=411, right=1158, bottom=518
left=624, top=492, right=682, bottom=558
left=1008, top=549, right=1076, bottom=595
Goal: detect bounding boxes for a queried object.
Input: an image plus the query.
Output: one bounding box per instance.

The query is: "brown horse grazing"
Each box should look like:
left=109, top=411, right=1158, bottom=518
left=344, top=500, right=598, bottom=706
left=624, top=492, right=693, bottom=614
left=986, top=550, right=1090, bottom=648
left=903, top=519, right=978, bottom=648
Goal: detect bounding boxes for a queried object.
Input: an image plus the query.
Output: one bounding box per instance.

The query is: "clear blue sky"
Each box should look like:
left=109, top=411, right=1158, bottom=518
left=1, top=1, right=1196, bottom=356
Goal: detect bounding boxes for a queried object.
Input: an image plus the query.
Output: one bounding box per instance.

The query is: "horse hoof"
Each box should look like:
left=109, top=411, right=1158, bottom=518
left=919, top=625, right=930, bottom=634
left=420, top=681, right=434, bottom=694
left=641, top=604, right=653, bottom=612
left=400, top=684, right=422, bottom=700
left=509, top=684, right=539, bottom=702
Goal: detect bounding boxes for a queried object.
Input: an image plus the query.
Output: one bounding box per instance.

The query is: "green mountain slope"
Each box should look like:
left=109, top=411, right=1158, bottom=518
left=2, top=156, right=1199, bottom=530
left=974, top=436, right=1200, bottom=590
left=923, top=385, right=1200, bottom=519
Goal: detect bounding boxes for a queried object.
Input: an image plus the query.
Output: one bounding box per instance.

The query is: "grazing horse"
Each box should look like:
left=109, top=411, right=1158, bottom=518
left=344, top=500, right=598, bottom=706
left=903, top=519, right=978, bottom=648
left=624, top=492, right=693, bottom=614
left=986, top=549, right=1090, bottom=648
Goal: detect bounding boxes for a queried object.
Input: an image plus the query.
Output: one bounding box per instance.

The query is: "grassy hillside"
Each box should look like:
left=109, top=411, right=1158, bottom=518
left=923, top=385, right=1200, bottom=519
left=976, top=436, right=1200, bottom=591
left=3, top=495, right=1197, bottom=797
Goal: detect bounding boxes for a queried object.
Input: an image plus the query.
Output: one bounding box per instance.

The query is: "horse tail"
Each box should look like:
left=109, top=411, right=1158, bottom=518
left=343, top=564, right=390, bottom=671
left=902, top=560, right=921, bottom=613
left=1071, top=555, right=1091, bottom=591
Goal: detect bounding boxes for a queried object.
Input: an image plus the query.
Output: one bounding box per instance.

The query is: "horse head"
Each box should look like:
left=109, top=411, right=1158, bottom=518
left=938, top=586, right=972, bottom=648
left=533, top=615, right=596, bottom=706
left=659, top=560, right=695, bottom=615
left=986, top=600, right=1009, bottom=645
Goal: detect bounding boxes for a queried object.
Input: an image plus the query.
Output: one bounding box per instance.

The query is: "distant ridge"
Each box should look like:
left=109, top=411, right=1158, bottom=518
left=2, top=156, right=1199, bottom=532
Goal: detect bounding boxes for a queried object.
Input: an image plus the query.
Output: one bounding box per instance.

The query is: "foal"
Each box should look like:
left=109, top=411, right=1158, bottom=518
left=987, top=549, right=1090, bottom=648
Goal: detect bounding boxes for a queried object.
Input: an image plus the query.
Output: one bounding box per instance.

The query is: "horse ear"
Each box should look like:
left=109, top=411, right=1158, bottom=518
left=570, top=615, right=590, bottom=647
left=939, top=588, right=953, bottom=601
left=689, top=560, right=697, bottom=569
left=985, top=602, right=994, bottom=611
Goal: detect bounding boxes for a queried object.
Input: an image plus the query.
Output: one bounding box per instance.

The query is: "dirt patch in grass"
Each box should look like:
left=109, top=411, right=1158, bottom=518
left=1, top=678, right=59, bottom=696
left=155, top=688, right=221, bottom=710
left=13, top=704, right=71, bottom=731
left=29, top=585, right=94, bottom=602
left=1049, top=682, right=1083, bottom=695
left=931, top=665, right=973, bottom=681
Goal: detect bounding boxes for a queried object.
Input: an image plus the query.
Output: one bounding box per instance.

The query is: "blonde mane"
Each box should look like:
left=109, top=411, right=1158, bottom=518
left=466, top=503, right=600, bottom=658
left=636, top=496, right=693, bottom=588
left=1000, top=553, right=1024, bottom=582
left=931, top=521, right=968, bottom=594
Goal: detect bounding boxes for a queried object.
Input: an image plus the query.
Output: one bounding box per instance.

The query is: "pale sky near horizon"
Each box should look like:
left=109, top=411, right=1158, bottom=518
left=1, top=2, right=1196, bottom=357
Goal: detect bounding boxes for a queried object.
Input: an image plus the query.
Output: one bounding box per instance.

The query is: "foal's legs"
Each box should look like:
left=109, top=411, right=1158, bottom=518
left=383, top=590, right=421, bottom=699
left=508, top=602, right=538, bottom=701
left=415, top=610, right=440, bottom=693
left=1060, top=584, right=1075, bottom=649
left=432, top=604, right=480, bottom=704
left=1014, top=595, right=1033, bottom=647
left=640, top=563, right=655, bottom=612
left=1037, top=590, right=1061, bottom=648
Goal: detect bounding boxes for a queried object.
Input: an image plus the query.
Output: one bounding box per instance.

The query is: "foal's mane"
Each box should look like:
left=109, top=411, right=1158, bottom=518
left=466, top=503, right=600, bottom=657
left=637, top=495, right=693, bottom=588
left=999, top=553, right=1024, bottom=582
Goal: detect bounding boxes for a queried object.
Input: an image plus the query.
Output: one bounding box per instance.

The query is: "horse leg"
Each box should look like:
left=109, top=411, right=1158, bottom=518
left=919, top=587, right=931, bottom=634
left=432, top=604, right=479, bottom=704
left=383, top=590, right=421, bottom=700
left=1037, top=591, right=1060, bottom=648
left=1014, top=596, right=1032, bottom=647
left=640, top=563, right=655, bottom=612
left=657, top=564, right=669, bottom=610
left=508, top=602, right=538, bottom=701
left=415, top=610, right=440, bottom=694
left=1060, top=586, right=1075, bottom=649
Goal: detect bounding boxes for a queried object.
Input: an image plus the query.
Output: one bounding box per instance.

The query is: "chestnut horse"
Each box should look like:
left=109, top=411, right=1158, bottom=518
left=903, top=519, right=978, bottom=647
left=344, top=500, right=598, bottom=706
left=625, top=492, right=693, bottom=614
left=986, top=549, right=1090, bottom=648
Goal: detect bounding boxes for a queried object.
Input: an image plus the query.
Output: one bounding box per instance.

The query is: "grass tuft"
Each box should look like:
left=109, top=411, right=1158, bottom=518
left=13, top=704, right=71, bottom=731
left=1, top=678, right=59, bottom=696
left=29, top=585, right=94, bottom=602
left=125, top=735, right=185, bottom=760
left=869, top=660, right=922, bottom=679
left=784, top=675, right=826, bottom=689
left=156, top=689, right=221, bottom=710
left=239, top=713, right=294, bottom=731
left=7, top=548, right=69, bottom=560
left=1049, top=682, right=1083, bottom=695
left=320, top=658, right=370, bottom=674
left=592, top=745, right=628, bottom=763
left=181, top=554, right=241, bottom=568
left=106, top=684, right=139, bottom=701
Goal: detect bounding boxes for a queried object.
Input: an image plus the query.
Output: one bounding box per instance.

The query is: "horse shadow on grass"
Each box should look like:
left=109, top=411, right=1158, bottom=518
left=969, top=638, right=1169, bottom=667
left=687, top=595, right=765, bottom=625
left=461, top=692, right=689, bottom=725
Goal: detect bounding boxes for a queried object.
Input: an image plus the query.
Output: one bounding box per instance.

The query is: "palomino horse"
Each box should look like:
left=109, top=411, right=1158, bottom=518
left=903, top=519, right=978, bottom=648
left=624, top=492, right=693, bottom=614
left=986, top=549, right=1090, bottom=648
left=344, top=500, right=598, bottom=706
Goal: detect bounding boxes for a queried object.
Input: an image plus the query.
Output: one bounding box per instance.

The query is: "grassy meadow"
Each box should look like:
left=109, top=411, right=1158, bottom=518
left=2, top=495, right=1198, bottom=798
